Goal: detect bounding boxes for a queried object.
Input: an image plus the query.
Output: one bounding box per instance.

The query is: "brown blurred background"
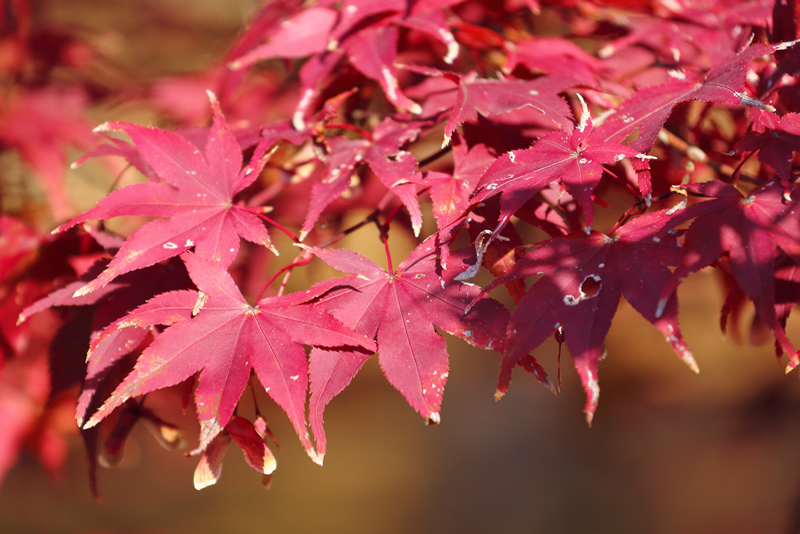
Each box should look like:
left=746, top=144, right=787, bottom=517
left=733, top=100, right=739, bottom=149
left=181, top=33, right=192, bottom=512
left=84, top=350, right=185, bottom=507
left=2, top=1, right=800, bottom=533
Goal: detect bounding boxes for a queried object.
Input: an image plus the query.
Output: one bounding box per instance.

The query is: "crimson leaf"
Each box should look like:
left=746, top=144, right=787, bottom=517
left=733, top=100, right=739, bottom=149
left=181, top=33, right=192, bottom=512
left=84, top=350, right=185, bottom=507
left=56, top=92, right=278, bottom=297
left=84, top=252, right=376, bottom=461
left=480, top=209, right=696, bottom=424
left=658, top=181, right=800, bottom=367
left=302, top=241, right=509, bottom=456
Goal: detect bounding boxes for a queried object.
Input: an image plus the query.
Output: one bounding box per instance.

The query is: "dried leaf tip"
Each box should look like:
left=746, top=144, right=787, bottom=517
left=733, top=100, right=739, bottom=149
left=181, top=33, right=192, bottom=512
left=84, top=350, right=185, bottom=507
left=92, top=122, right=111, bottom=133
left=776, top=38, right=800, bottom=51
left=193, top=291, right=209, bottom=316
left=576, top=93, right=589, bottom=132
left=425, top=412, right=441, bottom=425
left=443, top=38, right=459, bottom=65
left=734, top=92, right=775, bottom=112
left=205, top=89, right=219, bottom=105
left=73, top=284, right=93, bottom=298
left=307, top=448, right=324, bottom=466
left=441, top=133, right=452, bottom=149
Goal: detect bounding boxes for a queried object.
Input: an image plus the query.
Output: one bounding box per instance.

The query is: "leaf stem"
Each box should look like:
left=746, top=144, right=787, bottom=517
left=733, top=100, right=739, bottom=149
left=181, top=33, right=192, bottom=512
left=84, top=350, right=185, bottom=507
left=316, top=210, right=380, bottom=249
left=418, top=145, right=452, bottom=168
left=382, top=232, right=394, bottom=273
left=255, top=252, right=312, bottom=302
left=658, top=128, right=764, bottom=185
left=246, top=207, right=300, bottom=243
left=325, top=123, right=373, bottom=142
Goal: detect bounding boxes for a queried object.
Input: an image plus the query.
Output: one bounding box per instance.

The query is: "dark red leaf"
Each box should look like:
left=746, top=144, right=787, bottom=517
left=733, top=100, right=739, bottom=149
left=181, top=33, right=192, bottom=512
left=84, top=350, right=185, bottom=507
left=482, top=209, right=696, bottom=424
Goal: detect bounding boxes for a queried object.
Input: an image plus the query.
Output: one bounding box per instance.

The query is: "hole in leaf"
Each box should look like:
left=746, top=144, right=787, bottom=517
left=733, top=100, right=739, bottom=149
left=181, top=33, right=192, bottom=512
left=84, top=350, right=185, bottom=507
left=580, top=275, right=601, bottom=298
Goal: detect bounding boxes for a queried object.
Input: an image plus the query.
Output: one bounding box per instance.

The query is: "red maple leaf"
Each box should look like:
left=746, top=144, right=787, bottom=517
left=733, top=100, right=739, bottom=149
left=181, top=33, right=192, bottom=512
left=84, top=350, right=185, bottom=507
left=0, top=87, right=96, bottom=220
left=56, top=92, right=278, bottom=297
left=505, top=37, right=607, bottom=87
left=228, top=6, right=338, bottom=69
left=193, top=415, right=276, bottom=490
left=439, top=72, right=575, bottom=147
left=231, top=1, right=462, bottom=121
left=479, top=209, right=697, bottom=424
left=596, top=1, right=767, bottom=70
left=301, top=241, right=510, bottom=457
left=17, top=255, right=194, bottom=426
left=593, top=42, right=796, bottom=155
left=302, top=116, right=426, bottom=240
left=658, top=181, right=800, bottom=367
left=83, top=252, right=376, bottom=461
left=473, top=111, right=635, bottom=231
left=735, top=111, right=800, bottom=193
left=423, top=137, right=494, bottom=231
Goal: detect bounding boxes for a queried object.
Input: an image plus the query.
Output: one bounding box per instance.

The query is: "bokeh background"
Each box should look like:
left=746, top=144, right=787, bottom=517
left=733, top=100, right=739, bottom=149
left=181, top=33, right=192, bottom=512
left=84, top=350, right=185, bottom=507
left=2, top=1, right=800, bottom=533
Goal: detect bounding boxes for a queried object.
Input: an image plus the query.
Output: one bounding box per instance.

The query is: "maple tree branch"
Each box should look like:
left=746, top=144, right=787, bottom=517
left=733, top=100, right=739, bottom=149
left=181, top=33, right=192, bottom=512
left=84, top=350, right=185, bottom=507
left=324, top=123, right=373, bottom=142
left=311, top=186, right=415, bottom=252
left=657, top=128, right=765, bottom=186
left=418, top=145, right=452, bottom=168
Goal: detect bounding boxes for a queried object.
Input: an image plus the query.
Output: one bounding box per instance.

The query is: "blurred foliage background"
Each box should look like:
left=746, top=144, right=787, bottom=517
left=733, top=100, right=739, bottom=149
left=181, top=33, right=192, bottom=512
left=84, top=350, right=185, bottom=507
left=2, top=1, right=800, bottom=533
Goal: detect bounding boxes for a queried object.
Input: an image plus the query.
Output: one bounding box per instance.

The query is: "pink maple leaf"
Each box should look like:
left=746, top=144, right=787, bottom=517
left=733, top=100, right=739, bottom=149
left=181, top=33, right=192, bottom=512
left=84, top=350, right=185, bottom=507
left=56, top=92, right=279, bottom=297
left=83, top=252, right=375, bottom=462
left=302, top=241, right=510, bottom=457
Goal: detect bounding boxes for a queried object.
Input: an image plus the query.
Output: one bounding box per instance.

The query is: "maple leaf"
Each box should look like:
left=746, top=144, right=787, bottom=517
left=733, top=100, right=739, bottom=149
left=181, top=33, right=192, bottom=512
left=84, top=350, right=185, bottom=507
left=228, top=6, right=338, bottom=69
left=83, top=252, right=375, bottom=461
left=231, top=1, right=461, bottom=120
left=473, top=111, right=635, bottom=231
left=55, top=92, right=278, bottom=297
left=325, top=0, right=462, bottom=64
left=301, top=117, right=427, bottom=240
left=658, top=181, right=800, bottom=367
left=193, top=415, right=276, bottom=490
left=342, top=25, right=424, bottom=115
left=17, top=255, right=194, bottom=426
left=0, top=86, right=96, bottom=220
left=301, top=241, right=510, bottom=457
left=504, top=37, right=606, bottom=87
left=596, top=0, right=767, bottom=70
left=735, top=111, right=800, bottom=193
left=439, top=72, right=575, bottom=147
left=479, top=209, right=697, bottom=424
left=593, top=42, right=797, bottom=155
left=324, top=0, right=463, bottom=110
left=423, top=137, right=494, bottom=231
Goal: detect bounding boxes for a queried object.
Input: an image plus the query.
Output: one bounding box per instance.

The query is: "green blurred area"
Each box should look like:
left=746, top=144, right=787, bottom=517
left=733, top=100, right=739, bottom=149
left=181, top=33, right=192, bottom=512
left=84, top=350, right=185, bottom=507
left=2, top=1, right=800, bottom=533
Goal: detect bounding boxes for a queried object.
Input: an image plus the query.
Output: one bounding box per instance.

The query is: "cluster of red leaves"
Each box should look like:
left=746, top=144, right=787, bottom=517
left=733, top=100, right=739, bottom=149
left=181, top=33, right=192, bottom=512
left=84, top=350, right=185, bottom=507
left=4, top=0, right=800, bottom=493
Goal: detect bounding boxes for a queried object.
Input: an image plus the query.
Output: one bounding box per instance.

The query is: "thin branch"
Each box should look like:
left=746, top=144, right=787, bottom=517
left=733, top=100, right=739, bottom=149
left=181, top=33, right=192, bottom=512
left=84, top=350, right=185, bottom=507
left=657, top=128, right=765, bottom=186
